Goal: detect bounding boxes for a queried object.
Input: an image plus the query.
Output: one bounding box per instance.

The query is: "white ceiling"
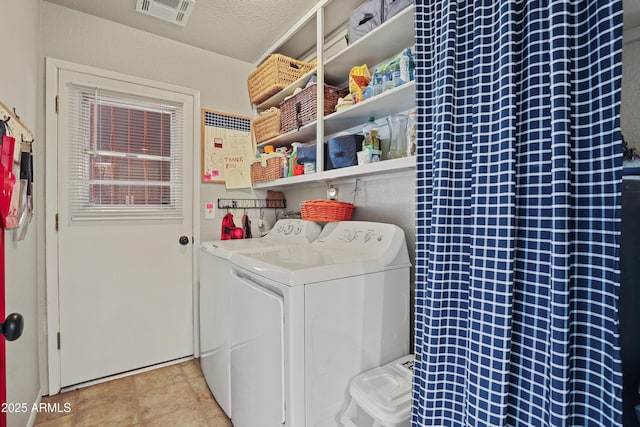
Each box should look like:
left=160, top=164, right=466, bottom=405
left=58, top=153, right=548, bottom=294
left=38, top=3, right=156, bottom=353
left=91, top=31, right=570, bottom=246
left=43, top=0, right=640, bottom=64
left=43, top=0, right=322, bottom=64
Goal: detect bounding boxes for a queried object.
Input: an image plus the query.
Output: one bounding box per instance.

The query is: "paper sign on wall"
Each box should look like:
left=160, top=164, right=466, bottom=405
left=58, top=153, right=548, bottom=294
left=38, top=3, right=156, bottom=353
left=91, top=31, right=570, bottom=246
left=201, top=109, right=253, bottom=189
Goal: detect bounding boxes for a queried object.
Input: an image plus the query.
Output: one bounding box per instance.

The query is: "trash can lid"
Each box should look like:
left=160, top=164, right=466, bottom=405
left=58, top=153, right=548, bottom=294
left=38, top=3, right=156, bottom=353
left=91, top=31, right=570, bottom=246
left=348, top=354, right=414, bottom=424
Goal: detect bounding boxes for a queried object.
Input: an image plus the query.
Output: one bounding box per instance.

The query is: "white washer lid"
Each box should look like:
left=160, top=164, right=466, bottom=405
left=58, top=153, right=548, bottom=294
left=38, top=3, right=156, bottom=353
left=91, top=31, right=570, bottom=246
left=200, top=219, right=322, bottom=259
left=311, top=221, right=409, bottom=268
left=348, top=354, right=414, bottom=424
left=229, top=222, right=410, bottom=286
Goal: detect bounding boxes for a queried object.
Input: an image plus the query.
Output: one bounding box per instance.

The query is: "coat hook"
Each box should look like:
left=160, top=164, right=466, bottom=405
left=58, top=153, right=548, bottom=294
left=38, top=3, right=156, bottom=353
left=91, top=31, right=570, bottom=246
left=12, top=108, right=19, bottom=120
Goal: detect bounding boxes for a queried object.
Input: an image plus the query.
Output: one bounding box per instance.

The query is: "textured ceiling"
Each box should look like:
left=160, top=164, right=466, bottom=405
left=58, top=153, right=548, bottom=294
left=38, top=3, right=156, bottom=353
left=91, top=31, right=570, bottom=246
left=43, top=0, right=322, bottom=64
left=43, top=0, right=640, bottom=64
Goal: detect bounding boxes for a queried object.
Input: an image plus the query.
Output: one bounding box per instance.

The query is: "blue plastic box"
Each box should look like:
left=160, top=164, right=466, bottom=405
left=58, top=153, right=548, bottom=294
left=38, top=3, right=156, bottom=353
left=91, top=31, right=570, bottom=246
left=327, top=135, right=363, bottom=169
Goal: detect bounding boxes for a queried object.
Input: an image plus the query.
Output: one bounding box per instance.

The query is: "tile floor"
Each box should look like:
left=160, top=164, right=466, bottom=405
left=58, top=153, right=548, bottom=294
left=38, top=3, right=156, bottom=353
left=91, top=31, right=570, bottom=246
left=33, top=359, right=232, bottom=427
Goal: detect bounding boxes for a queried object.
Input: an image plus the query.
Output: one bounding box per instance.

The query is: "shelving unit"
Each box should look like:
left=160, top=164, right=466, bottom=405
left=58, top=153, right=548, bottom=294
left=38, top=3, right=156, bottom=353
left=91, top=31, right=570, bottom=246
left=256, top=68, right=317, bottom=112
left=324, top=6, right=415, bottom=85
left=324, top=81, right=415, bottom=135
left=257, top=121, right=317, bottom=149
left=250, top=1, right=417, bottom=190
left=253, top=156, right=416, bottom=189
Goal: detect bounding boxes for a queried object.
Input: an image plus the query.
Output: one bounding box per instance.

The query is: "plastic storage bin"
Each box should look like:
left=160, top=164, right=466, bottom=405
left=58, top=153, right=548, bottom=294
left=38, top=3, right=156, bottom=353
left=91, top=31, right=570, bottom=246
left=296, top=143, right=317, bottom=174
left=300, top=200, right=355, bottom=222
left=383, top=0, right=414, bottom=21
left=350, top=0, right=384, bottom=43
left=340, top=354, right=414, bottom=427
left=327, top=134, right=363, bottom=169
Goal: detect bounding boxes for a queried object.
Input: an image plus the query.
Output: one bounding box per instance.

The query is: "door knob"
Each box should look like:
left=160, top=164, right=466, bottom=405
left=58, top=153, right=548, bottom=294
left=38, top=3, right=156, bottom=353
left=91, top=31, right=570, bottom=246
left=179, top=235, right=189, bottom=246
left=1, top=313, right=24, bottom=342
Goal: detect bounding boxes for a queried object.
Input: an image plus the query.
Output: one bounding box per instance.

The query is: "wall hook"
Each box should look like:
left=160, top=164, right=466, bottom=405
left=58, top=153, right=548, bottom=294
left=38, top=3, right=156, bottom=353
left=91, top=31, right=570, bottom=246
left=12, top=108, right=19, bottom=120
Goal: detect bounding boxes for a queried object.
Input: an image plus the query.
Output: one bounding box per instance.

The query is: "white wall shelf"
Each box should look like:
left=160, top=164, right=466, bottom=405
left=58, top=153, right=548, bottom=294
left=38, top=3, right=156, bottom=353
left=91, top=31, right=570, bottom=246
left=256, top=80, right=415, bottom=149
left=256, top=68, right=317, bottom=112
left=324, top=6, right=416, bottom=85
left=256, top=121, right=317, bottom=149
left=259, top=0, right=363, bottom=65
left=251, top=1, right=416, bottom=189
left=253, top=156, right=416, bottom=189
left=324, top=81, right=415, bottom=136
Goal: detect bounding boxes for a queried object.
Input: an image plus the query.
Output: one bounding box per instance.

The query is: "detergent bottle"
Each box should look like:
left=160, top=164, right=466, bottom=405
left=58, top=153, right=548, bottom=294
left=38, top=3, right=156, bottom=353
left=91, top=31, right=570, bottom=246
left=289, top=142, right=304, bottom=176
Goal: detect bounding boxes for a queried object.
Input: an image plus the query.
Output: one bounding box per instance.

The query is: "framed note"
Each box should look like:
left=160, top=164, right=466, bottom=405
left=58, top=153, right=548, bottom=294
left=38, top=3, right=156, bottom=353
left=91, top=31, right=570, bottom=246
left=201, top=109, right=253, bottom=188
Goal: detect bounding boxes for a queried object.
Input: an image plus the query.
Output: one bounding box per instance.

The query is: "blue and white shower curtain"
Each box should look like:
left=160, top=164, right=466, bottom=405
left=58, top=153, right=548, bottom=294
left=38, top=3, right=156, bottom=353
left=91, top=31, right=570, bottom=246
left=412, top=1, right=624, bottom=426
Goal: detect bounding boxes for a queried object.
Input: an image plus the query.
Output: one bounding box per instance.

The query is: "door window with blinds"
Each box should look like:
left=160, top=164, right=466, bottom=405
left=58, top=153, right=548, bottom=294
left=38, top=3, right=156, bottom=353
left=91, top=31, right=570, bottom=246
left=67, top=84, right=184, bottom=219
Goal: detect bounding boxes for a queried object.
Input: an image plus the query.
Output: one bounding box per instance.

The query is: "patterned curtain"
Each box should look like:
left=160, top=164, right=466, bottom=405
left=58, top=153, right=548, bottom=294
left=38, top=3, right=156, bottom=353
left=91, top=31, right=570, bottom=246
left=412, top=1, right=624, bottom=426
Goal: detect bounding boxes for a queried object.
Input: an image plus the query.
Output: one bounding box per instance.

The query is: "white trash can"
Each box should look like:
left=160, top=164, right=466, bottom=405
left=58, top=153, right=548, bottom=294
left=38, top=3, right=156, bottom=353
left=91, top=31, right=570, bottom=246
left=340, top=354, right=414, bottom=427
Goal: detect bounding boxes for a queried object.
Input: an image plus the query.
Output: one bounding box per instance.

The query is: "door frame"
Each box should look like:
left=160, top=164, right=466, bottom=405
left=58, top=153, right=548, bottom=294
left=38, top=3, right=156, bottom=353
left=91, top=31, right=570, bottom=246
left=44, top=58, right=201, bottom=395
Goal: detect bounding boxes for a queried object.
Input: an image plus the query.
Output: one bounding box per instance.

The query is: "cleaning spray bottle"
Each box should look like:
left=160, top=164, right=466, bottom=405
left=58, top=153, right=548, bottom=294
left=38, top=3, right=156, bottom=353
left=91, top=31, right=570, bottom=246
left=290, top=142, right=304, bottom=176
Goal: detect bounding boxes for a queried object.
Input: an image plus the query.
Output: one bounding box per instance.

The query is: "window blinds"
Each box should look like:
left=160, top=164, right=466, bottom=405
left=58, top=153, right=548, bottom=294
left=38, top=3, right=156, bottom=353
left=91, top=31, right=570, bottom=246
left=66, top=83, right=184, bottom=220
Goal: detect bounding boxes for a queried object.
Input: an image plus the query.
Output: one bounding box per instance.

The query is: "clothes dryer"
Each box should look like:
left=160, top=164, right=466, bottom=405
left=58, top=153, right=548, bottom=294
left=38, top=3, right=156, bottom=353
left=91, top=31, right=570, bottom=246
left=199, top=219, right=322, bottom=417
left=227, top=221, right=411, bottom=427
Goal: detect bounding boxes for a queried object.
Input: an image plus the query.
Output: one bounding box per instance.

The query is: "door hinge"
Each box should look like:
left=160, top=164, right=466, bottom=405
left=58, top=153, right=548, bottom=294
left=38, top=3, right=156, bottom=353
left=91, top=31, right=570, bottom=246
left=55, top=213, right=59, bottom=231
left=55, top=95, right=59, bottom=114
left=57, top=332, right=61, bottom=350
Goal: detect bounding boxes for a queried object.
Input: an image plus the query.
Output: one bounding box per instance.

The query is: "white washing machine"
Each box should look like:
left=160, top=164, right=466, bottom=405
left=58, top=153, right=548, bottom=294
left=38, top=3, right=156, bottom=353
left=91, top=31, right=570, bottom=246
left=199, top=219, right=322, bottom=417
left=227, top=221, right=411, bottom=427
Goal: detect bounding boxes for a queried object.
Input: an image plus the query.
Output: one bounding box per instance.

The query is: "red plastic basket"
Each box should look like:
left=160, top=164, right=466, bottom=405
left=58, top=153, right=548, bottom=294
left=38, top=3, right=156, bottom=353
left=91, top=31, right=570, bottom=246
left=300, top=200, right=355, bottom=222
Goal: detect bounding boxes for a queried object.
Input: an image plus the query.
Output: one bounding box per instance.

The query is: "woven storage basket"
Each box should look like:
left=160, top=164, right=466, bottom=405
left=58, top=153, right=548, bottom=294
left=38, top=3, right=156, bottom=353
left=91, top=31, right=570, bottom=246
left=254, top=108, right=281, bottom=143
left=251, top=153, right=284, bottom=184
left=280, top=84, right=342, bottom=133
left=248, top=54, right=314, bottom=105
left=300, top=200, right=355, bottom=222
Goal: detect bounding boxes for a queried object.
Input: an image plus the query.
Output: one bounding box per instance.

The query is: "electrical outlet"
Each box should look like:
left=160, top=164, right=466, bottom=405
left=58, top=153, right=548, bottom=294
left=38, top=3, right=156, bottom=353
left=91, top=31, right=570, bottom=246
left=204, top=202, right=215, bottom=219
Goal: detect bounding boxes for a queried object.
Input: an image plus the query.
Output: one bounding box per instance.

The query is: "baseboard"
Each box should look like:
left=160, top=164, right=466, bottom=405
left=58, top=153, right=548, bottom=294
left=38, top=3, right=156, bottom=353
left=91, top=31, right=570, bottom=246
left=60, top=356, right=195, bottom=393
left=25, top=387, right=44, bottom=427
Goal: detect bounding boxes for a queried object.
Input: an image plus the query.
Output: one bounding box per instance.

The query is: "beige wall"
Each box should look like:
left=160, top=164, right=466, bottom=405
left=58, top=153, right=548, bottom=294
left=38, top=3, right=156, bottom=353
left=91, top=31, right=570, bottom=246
left=38, top=1, right=256, bottom=393
left=39, top=1, right=257, bottom=247
left=3, top=2, right=41, bottom=426
left=282, top=171, right=417, bottom=346
left=38, top=1, right=417, bottom=353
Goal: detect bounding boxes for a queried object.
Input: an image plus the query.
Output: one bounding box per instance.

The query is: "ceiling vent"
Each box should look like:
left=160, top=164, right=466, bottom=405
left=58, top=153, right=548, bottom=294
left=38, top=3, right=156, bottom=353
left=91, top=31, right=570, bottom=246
left=136, top=0, right=196, bottom=26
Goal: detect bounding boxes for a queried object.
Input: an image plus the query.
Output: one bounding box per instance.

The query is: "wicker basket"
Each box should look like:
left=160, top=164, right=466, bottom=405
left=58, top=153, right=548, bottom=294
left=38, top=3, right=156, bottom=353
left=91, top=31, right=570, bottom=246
left=280, top=84, right=342, bottom=133
left=248, top=54, right=314, bottom=105
left=300, top=200, right=355, bottom=222
left=251, top=153, right=284, bottom=184
left=254, top=108, right=281, bottom=143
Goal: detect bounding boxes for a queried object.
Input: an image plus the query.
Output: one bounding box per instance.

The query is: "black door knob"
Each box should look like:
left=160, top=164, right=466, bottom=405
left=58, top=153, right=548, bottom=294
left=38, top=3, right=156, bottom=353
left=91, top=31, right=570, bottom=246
left=1, top=313, right=24, bottom=342
left=179, top=235, right=189, bottom=246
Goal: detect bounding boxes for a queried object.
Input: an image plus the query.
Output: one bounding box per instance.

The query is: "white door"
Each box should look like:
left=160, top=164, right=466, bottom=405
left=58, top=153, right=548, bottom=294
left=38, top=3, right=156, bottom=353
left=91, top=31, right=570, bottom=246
left=54, top=66, right=195, bottom=387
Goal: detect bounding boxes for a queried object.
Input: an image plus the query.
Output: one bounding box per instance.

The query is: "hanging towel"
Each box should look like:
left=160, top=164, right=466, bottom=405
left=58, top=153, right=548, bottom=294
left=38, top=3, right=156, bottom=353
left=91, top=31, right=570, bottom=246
left=222, top=212, right=244, bottom=240
left=221, top=213, right=235, bottom=240
left=242, top=213, right=252, bottom=239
